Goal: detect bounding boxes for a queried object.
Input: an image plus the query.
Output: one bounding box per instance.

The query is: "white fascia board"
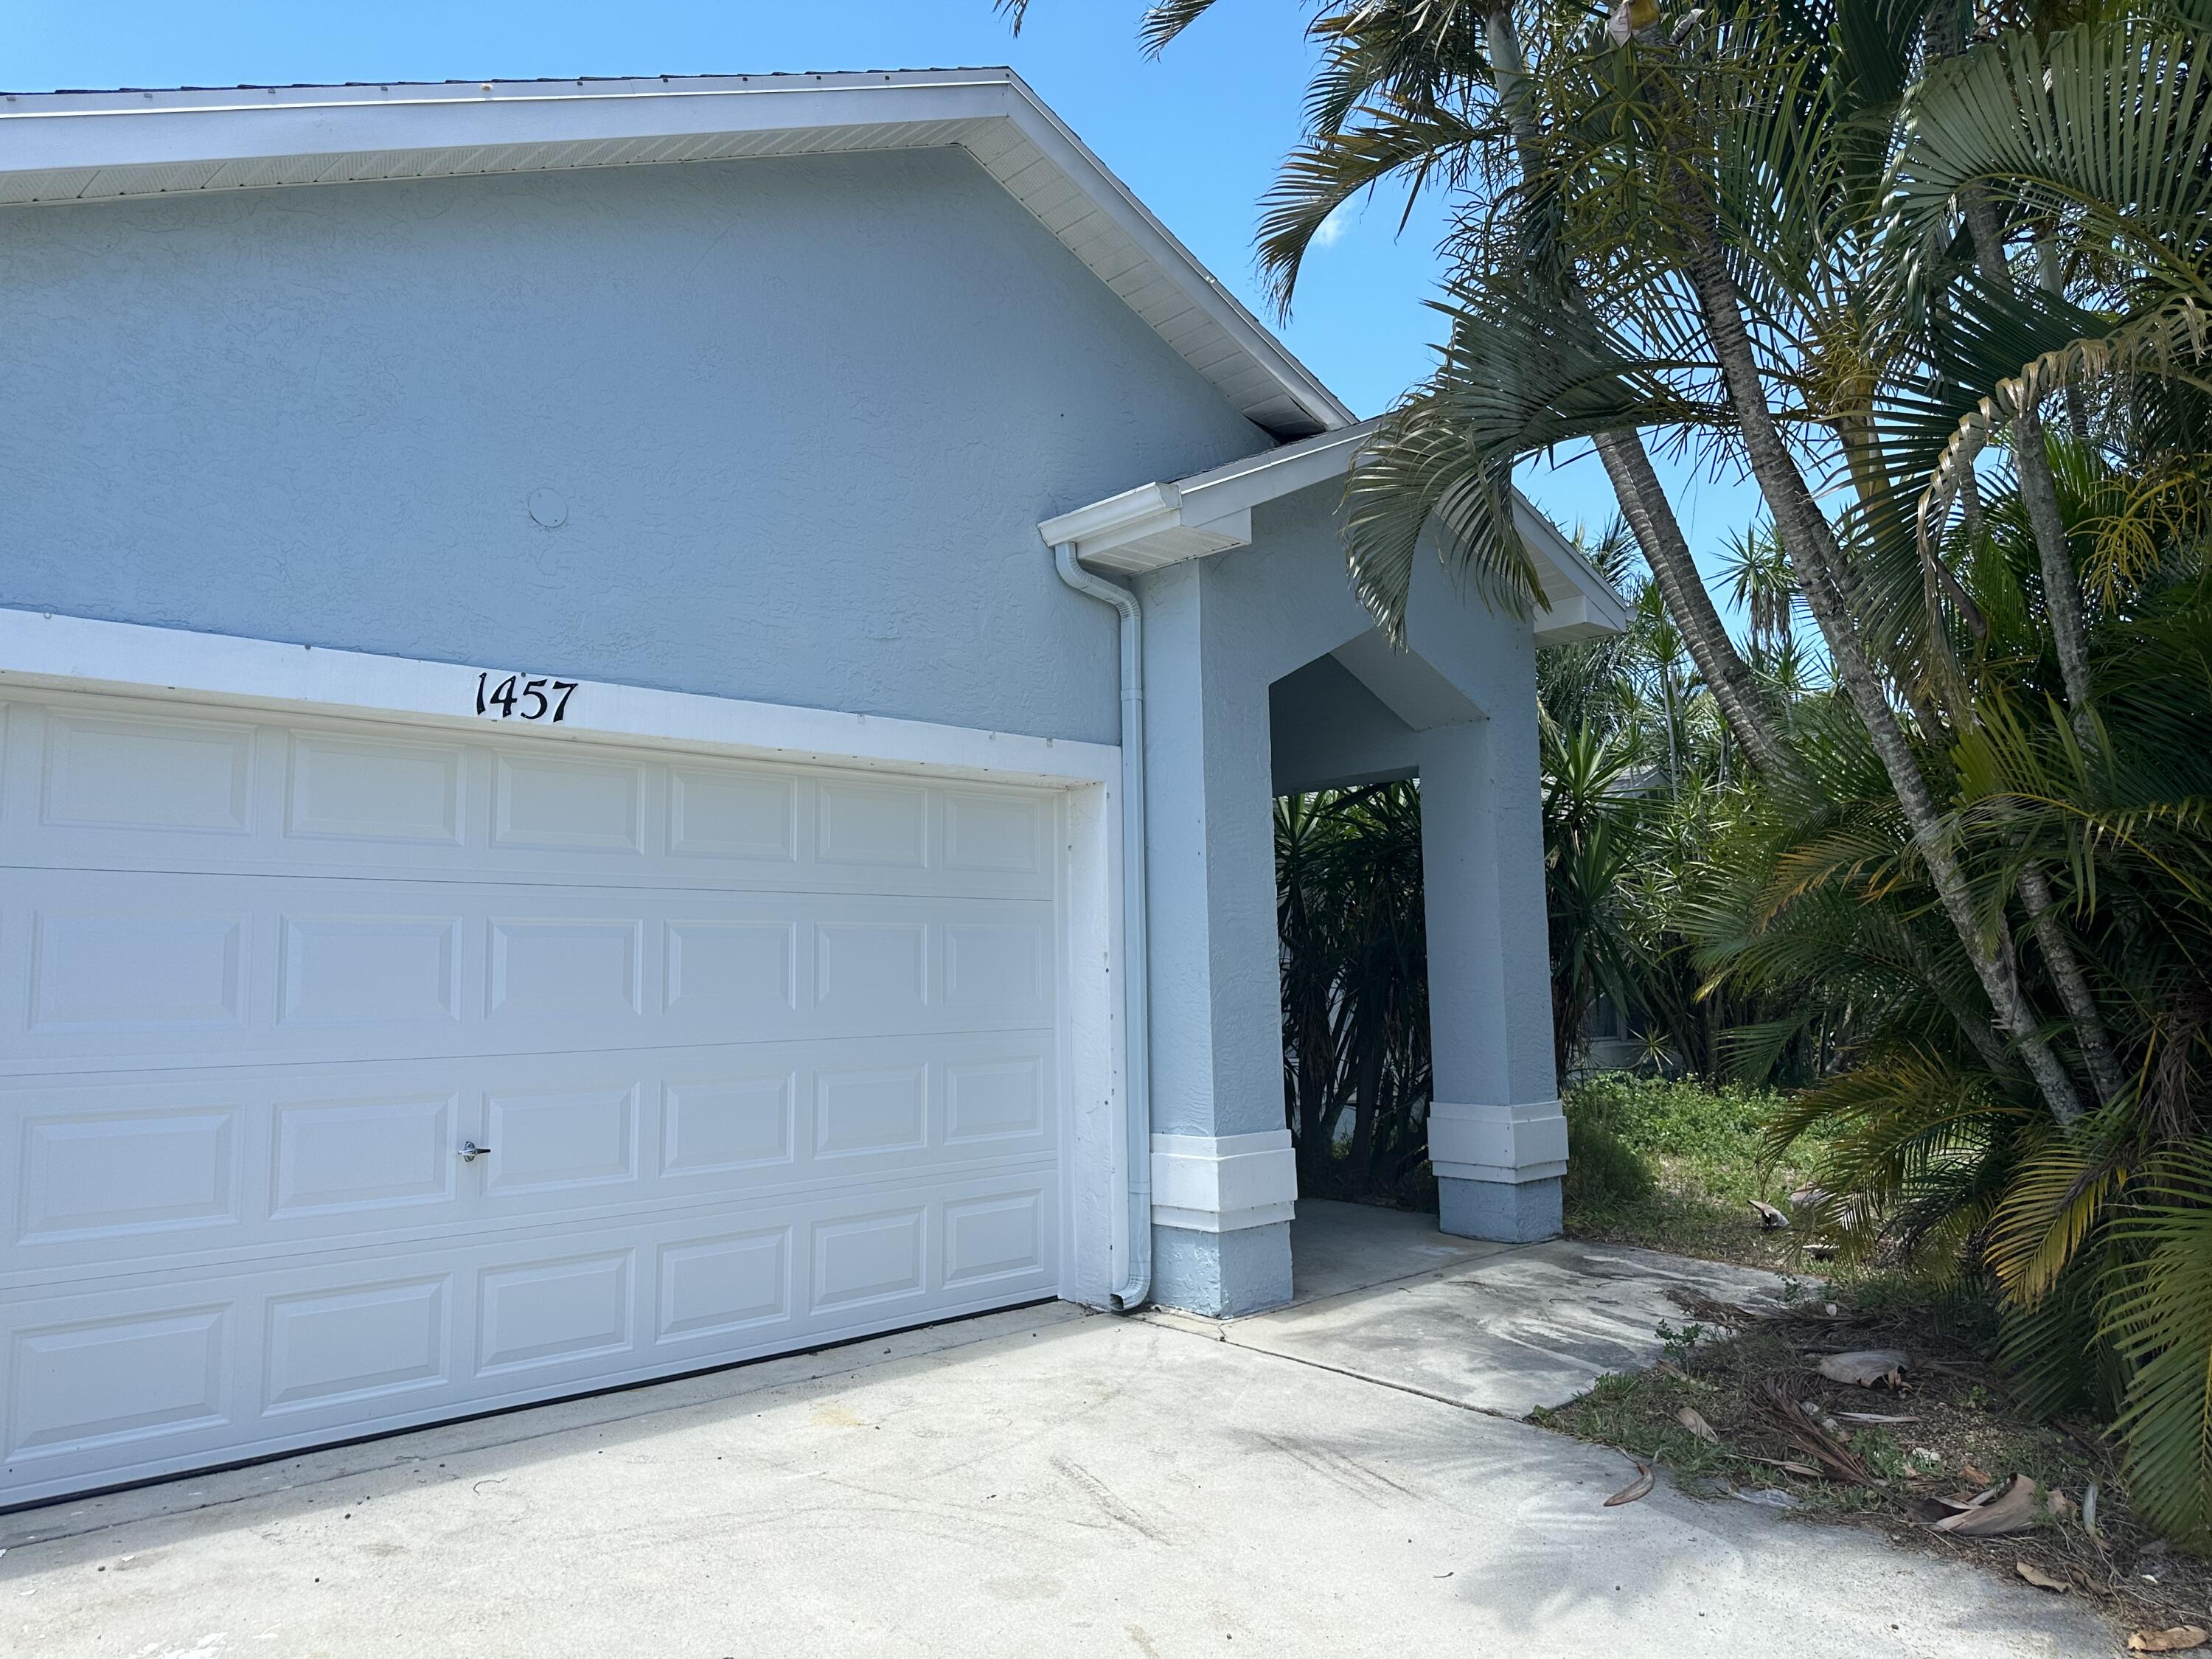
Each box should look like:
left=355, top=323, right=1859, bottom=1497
left=1529, top=594, right=1604, bottom=644
left=1039, top=419, right=1381, bottom=574
left=0, top=73, right=1009, bottom=176
left=995, top=75, right=1352, bottom=438
left=0, top=608, right=1119, bottom=787
left=1035, top=478, right=1246, bottom=574
left=1170, top=417, right=1380, bottom=521
left=0, top=69, right=1352, bottom=442
left=1037, top=481, right=1184, bottom=556
left=1037, top=418, right=1626, bottom=645
left=1517, top=497, right=1630, bottom=641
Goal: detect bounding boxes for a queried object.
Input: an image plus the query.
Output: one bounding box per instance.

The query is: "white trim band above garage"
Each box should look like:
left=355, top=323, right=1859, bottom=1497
left=1427, top=1100, right=1570, bottom=1186
left=1150, top=1130, right=1298, bottom=1233
left=0, top=608, right=1119, bottom=788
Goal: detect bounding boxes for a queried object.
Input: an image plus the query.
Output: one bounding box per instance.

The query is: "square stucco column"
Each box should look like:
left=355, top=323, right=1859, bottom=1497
left=1136, top=563, right=1298, bottom=1316
left=1418, top=717, right=1567, bottom=1242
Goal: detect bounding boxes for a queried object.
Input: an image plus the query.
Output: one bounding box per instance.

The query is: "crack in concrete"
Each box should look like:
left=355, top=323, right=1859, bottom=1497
left=1136, top=1310, right=1532, bottom=1425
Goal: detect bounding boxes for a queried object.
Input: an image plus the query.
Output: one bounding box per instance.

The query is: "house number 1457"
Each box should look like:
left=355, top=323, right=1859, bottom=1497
left=476, top=673, right=579, bottom=723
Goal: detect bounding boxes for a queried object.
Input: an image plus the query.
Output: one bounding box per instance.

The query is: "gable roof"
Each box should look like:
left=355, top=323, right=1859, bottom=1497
left=0, top=68, right=1352, bottom=439
left=1038, top=418, right=1629, bottom=644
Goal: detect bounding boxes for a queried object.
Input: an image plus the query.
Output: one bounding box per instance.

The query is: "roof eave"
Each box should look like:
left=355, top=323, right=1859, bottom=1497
left=1040, top=418, right=1627, bottom=643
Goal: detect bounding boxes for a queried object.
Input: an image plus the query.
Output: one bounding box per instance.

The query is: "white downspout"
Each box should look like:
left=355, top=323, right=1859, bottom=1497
left=1053, top=540, right=1152, bottom=1313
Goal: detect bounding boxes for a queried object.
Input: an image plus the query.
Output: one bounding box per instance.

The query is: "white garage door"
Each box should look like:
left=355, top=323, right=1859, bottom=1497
left=0, top=688, right=1064, bottom=1506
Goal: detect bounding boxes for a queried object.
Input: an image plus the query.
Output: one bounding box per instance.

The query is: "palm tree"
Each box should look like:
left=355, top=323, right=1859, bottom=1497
left=1001, top=0, right=1795, bottom=773
left=1231, top=0, right=2209, bottom=1133
left=1718, top=524, right=1797, bottom=653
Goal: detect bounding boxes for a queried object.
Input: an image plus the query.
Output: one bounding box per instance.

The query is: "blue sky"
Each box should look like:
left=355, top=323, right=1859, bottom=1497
left=4, top=0, right=1761, bottom=594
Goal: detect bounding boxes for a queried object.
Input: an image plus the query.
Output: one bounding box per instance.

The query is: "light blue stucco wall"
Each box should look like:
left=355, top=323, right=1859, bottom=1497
left=0, top=147, right=1270, bottom=743
left=1141, top=485, right=1551, bottom=1138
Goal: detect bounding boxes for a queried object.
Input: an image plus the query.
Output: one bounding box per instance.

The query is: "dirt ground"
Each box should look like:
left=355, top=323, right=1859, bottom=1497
left=1536, top=1276, right=2212, bottom=1649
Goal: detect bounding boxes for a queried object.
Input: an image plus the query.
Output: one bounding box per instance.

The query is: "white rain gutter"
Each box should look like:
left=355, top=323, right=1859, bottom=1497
left=1052, top=542, right=1152, bottom=1313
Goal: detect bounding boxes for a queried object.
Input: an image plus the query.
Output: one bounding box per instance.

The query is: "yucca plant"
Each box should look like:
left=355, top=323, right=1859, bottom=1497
left=1542, top=717, right=1649, bottom=1073
left=1276, top=783, right=1434, bottom=1197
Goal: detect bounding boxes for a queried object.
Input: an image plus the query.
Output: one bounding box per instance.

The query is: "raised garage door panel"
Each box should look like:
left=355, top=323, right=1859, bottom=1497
left=0, top=689, right=1064, bottom=1506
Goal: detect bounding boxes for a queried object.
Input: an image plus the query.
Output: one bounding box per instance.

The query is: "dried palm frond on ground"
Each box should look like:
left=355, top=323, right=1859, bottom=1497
left=1747, top=1377, right=1875, bottom=1484
left=1534, top=1280, right=2212, bottom=1644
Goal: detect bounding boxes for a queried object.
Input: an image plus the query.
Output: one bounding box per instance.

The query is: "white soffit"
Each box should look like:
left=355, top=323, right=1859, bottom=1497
left=1040, top=420, right=1382, bottom=574
left=1038, top=418, right=1630, bottom=643
left=0, top=69, right=1351, bottom=441
left=1511, top=495, right=1632, bottom=643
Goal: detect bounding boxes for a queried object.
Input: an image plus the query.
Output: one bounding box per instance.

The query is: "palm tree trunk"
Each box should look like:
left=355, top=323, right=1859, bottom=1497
left=1962, top=193, right=2096, bottom=723
left=1485, top=5, right=1793, bottom=780
left=2034, top=232, right=2096, bottom=446
left=1899, top=927, right=2015, bottom=1079
left=1680, top=237, right=2087, bottom=1126
left=1293, top=998, right=1332, bottom=1183
left=1951, top=200, right=2121, bottom=1102
left=1590, top=429, right=1793, bottom=776
left=2017, top=863, right=2126, bottom=1107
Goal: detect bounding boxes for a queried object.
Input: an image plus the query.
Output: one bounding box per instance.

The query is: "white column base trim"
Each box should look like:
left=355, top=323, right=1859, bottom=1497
left=1151, top=1130, right=1298, bottom=1233
left=1427, top=1099, right=1568, bottom=1185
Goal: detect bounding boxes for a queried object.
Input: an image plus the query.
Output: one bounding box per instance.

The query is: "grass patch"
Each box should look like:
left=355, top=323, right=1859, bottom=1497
left=1561, top=1073, right=1813, bottom=1267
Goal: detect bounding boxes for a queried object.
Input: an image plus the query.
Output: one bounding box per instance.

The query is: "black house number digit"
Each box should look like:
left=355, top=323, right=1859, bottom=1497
left=476, top=672, right=579, bottom=723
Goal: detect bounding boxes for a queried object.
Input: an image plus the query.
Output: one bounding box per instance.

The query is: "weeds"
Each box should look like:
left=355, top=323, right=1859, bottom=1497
left=1562, top=1074, right=1815, bottom=1265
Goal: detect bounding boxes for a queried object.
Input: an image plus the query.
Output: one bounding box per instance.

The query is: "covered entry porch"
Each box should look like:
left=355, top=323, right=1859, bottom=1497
left=1042, top=422, right=1627, bottom=1317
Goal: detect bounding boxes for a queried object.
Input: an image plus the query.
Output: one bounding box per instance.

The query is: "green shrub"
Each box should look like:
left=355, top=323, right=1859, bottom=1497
left=1562, top=1120, right=1655, bottom=1213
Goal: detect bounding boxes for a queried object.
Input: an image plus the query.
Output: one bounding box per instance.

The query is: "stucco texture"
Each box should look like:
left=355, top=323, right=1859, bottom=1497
left=0, top=147, right=1267, bottom=744
left=0, top=150, right=1563, bottom=1315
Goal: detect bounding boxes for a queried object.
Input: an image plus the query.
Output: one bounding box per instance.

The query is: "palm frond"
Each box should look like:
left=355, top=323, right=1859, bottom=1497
left=1920, top=302, right=2212, bottom=566
left=1259, top=103, right=1498, bottom=313
left=1138, top=0, right=1227, bottom=57
left=1343, top=273, right=1717, bottom=635
left=1986, top=1116, right=2129, bottom=1304
left=2104, top=1147, right=2212, bottom=1551
left=1883, top=18, right=2212, bottom=299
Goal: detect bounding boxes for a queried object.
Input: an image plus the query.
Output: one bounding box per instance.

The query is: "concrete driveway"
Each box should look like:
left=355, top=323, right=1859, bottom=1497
left=1, top=1204, right=2105, bottom=1658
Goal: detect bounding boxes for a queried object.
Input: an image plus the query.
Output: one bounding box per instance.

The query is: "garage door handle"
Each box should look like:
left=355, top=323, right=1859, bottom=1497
left=458, top=1141, right=493, bottom=1164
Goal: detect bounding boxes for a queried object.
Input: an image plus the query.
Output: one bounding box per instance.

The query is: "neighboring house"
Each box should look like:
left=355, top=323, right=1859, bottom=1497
left=1579, top=994, right=1654, bottom=1075
left=0, top=69, right=1626, bottom=1508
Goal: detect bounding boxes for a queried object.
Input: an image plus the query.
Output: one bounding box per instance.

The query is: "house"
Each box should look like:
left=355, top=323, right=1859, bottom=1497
left=0, top=69, right=1627, bottom=1509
